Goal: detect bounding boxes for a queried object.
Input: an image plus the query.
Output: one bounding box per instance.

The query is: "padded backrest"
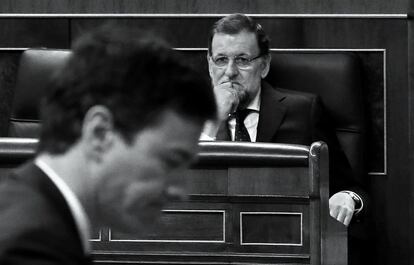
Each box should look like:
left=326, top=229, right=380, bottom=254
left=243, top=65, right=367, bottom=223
left=266, top=52, right=365, bottom=178
left=8, top=49, right=71, bottom=137
left=9, top=50, right=365, bottom=178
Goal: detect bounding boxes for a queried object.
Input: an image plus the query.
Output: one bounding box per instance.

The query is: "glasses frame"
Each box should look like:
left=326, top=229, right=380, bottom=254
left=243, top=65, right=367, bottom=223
left=210, top=54, right=263, bottom=69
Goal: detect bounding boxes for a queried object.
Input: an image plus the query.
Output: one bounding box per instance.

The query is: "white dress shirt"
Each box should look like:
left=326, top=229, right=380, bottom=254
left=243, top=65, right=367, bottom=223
left=35, top=158, right=91, bottom=254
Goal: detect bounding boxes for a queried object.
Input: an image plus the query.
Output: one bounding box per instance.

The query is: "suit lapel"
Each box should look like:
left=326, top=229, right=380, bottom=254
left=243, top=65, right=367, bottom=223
left=14, top=161, right=86, bottom=257
left=257, top=82, right=287, bottom=142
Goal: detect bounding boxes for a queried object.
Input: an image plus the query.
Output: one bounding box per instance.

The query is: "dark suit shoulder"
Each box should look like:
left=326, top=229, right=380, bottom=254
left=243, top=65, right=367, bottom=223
left=259, top=82, right=324, bottom=145
left=0, top=165, right=90, bottom=265
left=273, top=86, right=319, bottom=103
left=0, top=176, right=58, bottom=231
left=270, top=86, right=323, bottom=122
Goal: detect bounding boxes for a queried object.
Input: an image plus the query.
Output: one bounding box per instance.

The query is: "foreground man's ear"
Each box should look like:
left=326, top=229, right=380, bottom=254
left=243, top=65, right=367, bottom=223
left=81, top=105, right=115, bottom=162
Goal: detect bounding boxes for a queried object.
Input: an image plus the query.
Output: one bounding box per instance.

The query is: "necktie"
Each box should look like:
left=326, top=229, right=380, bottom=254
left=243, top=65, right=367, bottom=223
left=234, top=109, right=251, bottom=142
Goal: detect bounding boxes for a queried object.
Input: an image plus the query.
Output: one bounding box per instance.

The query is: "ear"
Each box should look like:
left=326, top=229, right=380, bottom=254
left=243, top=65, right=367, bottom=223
left=81, top=105, right=115, bottom=162
left=260, top=54, right=271, bottom=79
left=207, top=54, right=214, bottom=78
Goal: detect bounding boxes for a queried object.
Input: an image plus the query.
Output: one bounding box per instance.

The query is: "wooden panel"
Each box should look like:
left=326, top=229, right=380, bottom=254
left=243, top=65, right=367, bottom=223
left=93, top=201, right=312, bottom=258
left=231, top=203, right=310, bottom=255
left=357, top=52, right=385, bottom=173
left=229, top=167, right=310, bottom=196
left=110, top=210, right=225, bottom=242
left=71, top=18, right=214, bottom=48
left=0, top=19, right=69, bottom=48
left=241, top=212, right=302, bottom=245
left=71, top=18, right=304, bottom=48
left=324, top=217, right=347, bottom=265
left=90, top=228, right=102, bottom=241
left=0, top=139, right=338, bottom=264
left=408, top=8, right=414, bottom=265
left=180, top=168, right=228, bottom=195
left=302, top=18, right=408, bottom=265
left=0, top=0, right=408, bottom=14
left=93, top=202, right=231, bottom=254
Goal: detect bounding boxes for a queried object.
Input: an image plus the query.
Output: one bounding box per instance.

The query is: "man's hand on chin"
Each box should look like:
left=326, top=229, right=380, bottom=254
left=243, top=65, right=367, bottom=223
left=214, top=81, right=240, bottom=121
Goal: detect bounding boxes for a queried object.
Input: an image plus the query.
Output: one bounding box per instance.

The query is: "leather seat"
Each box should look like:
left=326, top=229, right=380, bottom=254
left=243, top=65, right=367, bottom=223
left=9, top=49, right=365, bottom=180
left=266, top=52, right=366, bottom=179
left=8, top=49, right=71, bottom=137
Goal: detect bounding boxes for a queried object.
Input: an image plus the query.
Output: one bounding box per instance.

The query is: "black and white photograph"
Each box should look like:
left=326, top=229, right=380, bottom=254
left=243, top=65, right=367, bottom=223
left=0, top=1, right=410, bottom=264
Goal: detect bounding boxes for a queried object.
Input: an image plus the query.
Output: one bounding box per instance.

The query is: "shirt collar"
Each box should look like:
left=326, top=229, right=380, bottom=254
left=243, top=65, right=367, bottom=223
left=34, top=157, right=91, bottom=254
left=246, top=86, right=261, bottom=112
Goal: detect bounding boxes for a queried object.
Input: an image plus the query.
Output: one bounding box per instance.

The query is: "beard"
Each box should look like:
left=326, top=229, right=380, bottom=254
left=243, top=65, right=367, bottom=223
left=237, top=93, right=250, bottom=110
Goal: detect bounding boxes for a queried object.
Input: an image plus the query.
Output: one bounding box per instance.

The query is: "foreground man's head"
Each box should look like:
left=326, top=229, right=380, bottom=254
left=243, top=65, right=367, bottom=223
left=37, top=25, right=216, bottom=233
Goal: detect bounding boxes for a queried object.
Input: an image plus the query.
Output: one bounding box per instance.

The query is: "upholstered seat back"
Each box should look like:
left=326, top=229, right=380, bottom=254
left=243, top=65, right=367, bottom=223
left=9, top=50, right=365, bottom=180
left=9, top=49, right=71, bottom=137
left=266, top=52, right=365, bottom=178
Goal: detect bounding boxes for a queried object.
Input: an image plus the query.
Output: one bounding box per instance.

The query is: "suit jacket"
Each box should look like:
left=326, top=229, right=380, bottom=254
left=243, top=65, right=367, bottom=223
left=0, top=161, right=92, bottom=265
left=217, top=82, right=369, bottom=230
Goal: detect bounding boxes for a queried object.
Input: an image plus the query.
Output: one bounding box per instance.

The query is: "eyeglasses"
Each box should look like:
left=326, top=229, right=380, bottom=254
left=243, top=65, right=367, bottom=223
left=210, top=54, right=262, bottom=69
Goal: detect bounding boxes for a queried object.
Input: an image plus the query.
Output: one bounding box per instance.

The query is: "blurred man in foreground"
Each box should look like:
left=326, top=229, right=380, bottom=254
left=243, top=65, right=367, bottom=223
left=0, top=25, right=216, bottom=264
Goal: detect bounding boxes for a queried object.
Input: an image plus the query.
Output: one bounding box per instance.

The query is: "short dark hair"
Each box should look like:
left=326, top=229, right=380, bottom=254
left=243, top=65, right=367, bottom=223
left=208, top=13, right=270, bottom=56
left=38, top=24, right=216, bottom=154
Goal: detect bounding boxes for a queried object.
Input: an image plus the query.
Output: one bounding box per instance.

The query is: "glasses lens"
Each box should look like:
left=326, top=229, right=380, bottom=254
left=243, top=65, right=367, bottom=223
left=212, top=55, right=259, bottom=68
left=235, top=57, right=251, bottom=68
left=213, top=56, right=229, bottom=67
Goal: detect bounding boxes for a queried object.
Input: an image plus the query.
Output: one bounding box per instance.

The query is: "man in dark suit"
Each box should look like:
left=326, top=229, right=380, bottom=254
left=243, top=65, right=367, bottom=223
left=201, top=13, right=369, bottom=264
left=0, top=25, right=216, bottom=264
